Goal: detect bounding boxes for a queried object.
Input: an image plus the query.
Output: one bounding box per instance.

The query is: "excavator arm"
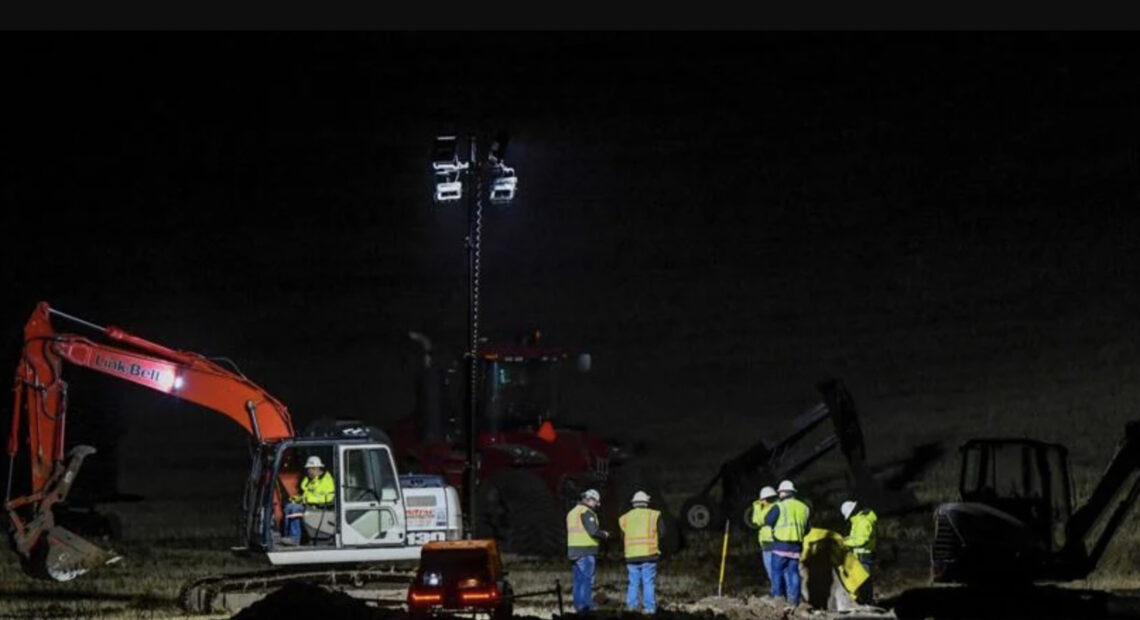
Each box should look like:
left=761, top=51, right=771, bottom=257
left=1061, top=420, right=1140, bottom=578
left=6, top=302, right=295, bottom=580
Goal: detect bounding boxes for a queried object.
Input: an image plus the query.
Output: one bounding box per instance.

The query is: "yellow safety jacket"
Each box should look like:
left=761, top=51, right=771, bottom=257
left=567, top=504, right=600, bottom=550
left=301, top=472, right=335, bottom=505
left=619, top=507, right=661, bottom=561
left=801, top=527, right=869, bottom=595
left=773, top=497, right=810, bottom=543
left=750, top=500, right=775, bottom=545
left=845, top=509, right=878, bottom=555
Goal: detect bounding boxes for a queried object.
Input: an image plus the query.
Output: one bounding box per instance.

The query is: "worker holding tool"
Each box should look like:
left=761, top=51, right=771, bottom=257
left=763, top=480, right=811, bottom=609
left=841, top=500, right=877, bottom=604
left=282, top=455, right=335, bottom=545
left=567, top=488, right=610, bottom=613
left=619, top=490, right=664, bottom=614
left=745, top=486, right=779, bottom=592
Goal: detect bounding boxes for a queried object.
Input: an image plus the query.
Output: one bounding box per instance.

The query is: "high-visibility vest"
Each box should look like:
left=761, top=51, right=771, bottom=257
left=619, top=507, right=660, bottom=559
left=567, top=504, right=599, bottom=549
left=751, top=500, right=775, bottom=544
left=773, top=497, right=810, bottom=543
left=301, top=472, right=335, bottom=505
left=845, top=509, right=878, bottom=554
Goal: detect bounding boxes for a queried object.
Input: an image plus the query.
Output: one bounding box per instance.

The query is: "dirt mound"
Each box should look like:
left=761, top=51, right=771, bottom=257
left=676, top=595, right=793, bottom=620
left=230, top=583, right=388, bottom=620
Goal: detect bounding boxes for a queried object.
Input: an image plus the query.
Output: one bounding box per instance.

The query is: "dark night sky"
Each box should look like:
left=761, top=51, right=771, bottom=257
left=4, top=33, right=1140, bottom=496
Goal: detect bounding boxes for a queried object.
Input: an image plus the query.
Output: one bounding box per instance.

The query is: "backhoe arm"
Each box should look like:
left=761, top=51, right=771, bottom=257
left=6, top=302, right=296, bottom=580
left=1062, top=420, right=1140, bottom=576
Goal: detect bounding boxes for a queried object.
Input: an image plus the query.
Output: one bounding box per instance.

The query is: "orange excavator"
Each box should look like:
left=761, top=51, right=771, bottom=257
left=5, top=302, right=462, bottom=610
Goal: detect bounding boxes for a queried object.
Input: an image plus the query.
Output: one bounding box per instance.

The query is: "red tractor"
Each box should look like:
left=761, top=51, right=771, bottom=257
left=389, top=332, right=679, bottom=557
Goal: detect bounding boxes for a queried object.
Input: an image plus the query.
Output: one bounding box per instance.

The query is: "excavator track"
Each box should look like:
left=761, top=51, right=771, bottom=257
left=179, top=564, right=416, bottom=614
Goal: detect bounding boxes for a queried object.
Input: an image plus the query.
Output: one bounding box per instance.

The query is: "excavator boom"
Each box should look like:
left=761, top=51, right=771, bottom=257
left=6, top=302, right=295, bottom=580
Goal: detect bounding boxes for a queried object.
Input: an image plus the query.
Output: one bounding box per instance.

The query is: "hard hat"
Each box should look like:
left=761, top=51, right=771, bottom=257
left=778, top=480, right=796, bottom=493
left=631, top=491, right=651, bottom=504
left=582, top=489, right=601, bottom=502
left=305, top=456, right=325, bottom=469
left=759, top=486, right=777, bottom=500
left=841, top=500, right=858, bottom=520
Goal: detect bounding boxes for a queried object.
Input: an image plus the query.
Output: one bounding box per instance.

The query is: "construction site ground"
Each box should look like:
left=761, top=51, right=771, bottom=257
left=5, top=496, right=1140, bottom=620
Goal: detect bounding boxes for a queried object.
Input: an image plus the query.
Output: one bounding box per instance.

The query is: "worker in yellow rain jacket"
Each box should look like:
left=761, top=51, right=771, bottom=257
left=619, top=491, right=664, bottom=614
left=763, top=480, right=811, bottom=607
left=800, top=527, right=869, bottom=609
left=840, top=500, right=877, bottom=604
left=744, top=486, right=778, bottom=593
left=283, top=455, right=335, bottom=545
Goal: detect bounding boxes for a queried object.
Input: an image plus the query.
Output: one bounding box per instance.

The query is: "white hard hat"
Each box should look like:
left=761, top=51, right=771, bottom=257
left=582, top=489, right=601, bottom=502
left=841, top=500, right=858, bottom=520
left=631, top=491, right=651, bottom=504
left=759, top=486, right=777, bottom=500
left=778, top=480, right=796, bottom=493
left=305, top=456, right=325, bottom=469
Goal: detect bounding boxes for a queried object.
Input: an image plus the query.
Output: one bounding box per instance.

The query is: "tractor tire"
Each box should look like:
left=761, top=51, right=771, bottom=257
left=604, top=465, right=684, bottom=553
left=680, top=495, right=721, bottom=532
left=475, top=469, right=563, bottom=557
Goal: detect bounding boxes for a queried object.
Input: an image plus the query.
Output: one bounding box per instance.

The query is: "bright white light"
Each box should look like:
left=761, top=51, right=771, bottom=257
left=173, top=376, right=184, bottom=390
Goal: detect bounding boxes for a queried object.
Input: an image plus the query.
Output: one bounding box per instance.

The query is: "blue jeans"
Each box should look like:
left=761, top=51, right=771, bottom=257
left=625, top=562, right=657, bottom=613
left=770, top=553, right=801, bottom=606
left=856, top=553, right=874, bottom=604
left=762, top=550, right=774, bottom=593
left=284, top=502, right=305, bottom=541
left=571, top=555, right=596, bottom=612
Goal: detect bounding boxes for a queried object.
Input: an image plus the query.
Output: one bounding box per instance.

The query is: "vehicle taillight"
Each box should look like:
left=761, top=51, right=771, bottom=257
left=460, top=588, right=500, bottom=603
left=408, top=590, right=443, bottom=606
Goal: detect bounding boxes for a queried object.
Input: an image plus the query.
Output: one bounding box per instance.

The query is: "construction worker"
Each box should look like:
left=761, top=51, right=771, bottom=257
left=763, top=480, right=811, bottom=608
left=619, top=491, right=663, bottom=614
left=841, top=500, right=877, bottom=604
left=282, top=455, right=335, bottom=545
left=567, top=488, right=611, bottom=613
left=744, top=486, right=778, bottom=593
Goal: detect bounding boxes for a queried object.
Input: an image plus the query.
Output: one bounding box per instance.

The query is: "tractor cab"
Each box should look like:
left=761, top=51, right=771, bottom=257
left=958, top=438, right=1073, bottom=552
left=476, top=341, right=590, bottom=434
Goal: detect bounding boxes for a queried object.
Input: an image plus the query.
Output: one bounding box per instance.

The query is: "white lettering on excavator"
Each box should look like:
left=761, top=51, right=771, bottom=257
left=93, top=354, right=165, bottom=385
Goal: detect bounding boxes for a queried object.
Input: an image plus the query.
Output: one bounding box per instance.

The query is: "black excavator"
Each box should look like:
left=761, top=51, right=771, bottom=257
left=932, top=420, right=1140, bottom=584
left=679, top=378, right=936, bottom=531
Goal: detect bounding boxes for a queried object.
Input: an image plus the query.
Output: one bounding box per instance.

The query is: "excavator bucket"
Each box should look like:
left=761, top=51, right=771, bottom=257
left=9, top=445, right=123, bottom=581
left=33, top=526, right=122, bottom=582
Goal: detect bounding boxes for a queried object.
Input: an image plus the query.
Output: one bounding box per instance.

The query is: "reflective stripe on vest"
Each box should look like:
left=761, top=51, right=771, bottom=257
left=773, top=497, right=809, bottom=543
left=619, top=507, right=660, bottom=558
left=302, top=472, right=335, bottom=505
left=567, top=504, right=598, bottom=548
left=751, top=500, right=775, bottom=543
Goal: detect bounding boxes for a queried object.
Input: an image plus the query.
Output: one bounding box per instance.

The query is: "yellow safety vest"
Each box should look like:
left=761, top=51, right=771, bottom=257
left=751, top=500, right=775, bottom=544
left=619, top=507, right=660, bottom=559
left=773, top=497, right=809, bottom=543
left=566, top=504, right=599, bottom=549
left=301, top=472, right=335, bottom=505
left=845, top=509, right=878, bottom=554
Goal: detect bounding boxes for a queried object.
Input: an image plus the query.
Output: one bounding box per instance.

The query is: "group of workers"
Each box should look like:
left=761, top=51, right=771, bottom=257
left=566, top=480, right=878, bottom=615
left=566, top=488, right=664, bottom=614
left=746, top=480, right=877, bottom=608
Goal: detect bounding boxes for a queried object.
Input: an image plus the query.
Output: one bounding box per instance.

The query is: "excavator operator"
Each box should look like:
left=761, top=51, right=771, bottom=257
left=283, top=456, right=335, bottom=545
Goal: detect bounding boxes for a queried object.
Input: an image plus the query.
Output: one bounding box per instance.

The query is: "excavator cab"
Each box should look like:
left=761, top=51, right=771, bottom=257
left=241, top=437, right=423, bottom=563
left=958, top=439, right=1073, bottom=552
left=934, top=421, right=1140, bottom=584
